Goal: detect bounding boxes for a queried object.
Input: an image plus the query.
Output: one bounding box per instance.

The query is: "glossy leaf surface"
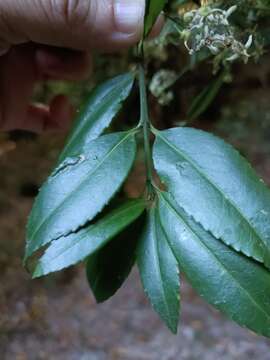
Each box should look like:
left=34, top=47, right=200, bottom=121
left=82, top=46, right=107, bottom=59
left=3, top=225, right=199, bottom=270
left=153, top=127, right=270, bottom=268
left=26, top=131, right=137, bottom=259
left=86, top=212, right=145, bottom=303
left=137, top=207, right=180, bottom=333
left=145, top=0, right=167, bottom=36
left=158, top=192, right=270, bottom=337
left=59, top=72, right=135, bottom=162
left=33, top=200, right=145, bottom=277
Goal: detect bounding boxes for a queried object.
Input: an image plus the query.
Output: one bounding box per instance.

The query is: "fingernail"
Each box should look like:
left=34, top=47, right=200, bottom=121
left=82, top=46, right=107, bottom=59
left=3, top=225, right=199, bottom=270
left=114, top=0, right=145, bottom=34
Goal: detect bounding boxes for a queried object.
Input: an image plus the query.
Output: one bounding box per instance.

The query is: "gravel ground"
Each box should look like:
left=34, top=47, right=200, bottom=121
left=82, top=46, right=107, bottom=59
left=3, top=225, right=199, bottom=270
left=0, top=135, right=270, bottom=360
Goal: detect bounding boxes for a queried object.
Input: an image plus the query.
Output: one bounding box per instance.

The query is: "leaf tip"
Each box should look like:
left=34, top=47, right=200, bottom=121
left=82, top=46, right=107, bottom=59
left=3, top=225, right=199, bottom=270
left=165, top=317, right=179, bottom=335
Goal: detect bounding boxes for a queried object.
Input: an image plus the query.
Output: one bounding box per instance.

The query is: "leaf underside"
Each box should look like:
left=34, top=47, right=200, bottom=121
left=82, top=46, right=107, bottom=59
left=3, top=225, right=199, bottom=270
left=137, top=207, right=180, bottom=333
left=86, top=212, right=146, bottom=303
left=153, top=127, right=270, bottom=269
left=158, top=192, right=270, bottom=337
left=26, top=131, right=137, bottom=259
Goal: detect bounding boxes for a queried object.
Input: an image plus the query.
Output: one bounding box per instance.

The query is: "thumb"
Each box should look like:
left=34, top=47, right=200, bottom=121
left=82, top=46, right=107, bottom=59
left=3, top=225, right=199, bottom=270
left=0, top=0, right=145, bottom=51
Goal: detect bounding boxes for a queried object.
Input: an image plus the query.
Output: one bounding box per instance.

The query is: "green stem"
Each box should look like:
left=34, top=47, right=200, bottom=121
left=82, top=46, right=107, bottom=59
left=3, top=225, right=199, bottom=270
left=138, top=64, right=154, bottom=191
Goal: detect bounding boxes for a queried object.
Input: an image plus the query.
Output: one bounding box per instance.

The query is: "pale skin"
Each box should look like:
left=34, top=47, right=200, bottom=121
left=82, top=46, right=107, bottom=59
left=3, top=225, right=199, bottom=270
left=0, top=0, right=161, bottom=133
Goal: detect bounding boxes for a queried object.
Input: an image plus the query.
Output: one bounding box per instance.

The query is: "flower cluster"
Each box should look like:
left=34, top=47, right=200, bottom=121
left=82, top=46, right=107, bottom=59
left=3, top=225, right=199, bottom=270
left=181, top=5, right=253, bottom=63
left=149, top=70, right=178, bottom=105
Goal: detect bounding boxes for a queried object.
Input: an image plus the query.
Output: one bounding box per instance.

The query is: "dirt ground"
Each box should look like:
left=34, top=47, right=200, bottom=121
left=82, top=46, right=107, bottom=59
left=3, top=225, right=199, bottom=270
left=0, top=131, right=270, bottom=360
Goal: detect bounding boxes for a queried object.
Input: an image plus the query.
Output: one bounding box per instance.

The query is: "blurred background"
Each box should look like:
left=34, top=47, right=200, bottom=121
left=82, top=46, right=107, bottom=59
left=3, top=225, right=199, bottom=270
left=1, top=1, right=270, bottom=359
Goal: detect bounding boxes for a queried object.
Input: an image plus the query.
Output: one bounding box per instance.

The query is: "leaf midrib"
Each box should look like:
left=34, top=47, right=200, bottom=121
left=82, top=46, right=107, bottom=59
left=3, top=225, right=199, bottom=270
left=29, top=131, right=134, bottom=243
left=160, top=193, right=270, bottom=321
left=156, top=131, right=268, bottom=260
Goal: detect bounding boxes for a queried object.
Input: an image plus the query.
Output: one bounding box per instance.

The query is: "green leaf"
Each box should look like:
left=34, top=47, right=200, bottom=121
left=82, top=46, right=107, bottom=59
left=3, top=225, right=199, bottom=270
left=26, top=131, right=137, bottom=259
left=158, top=192, right=270, bottom=337
left=145, top=0, right=167, bottom=36
left=86, top=211, right=146, bottom=303
left=153, top=127, right=270, bottom=268
left=187, top=71, right=225, bottom=120
left=137, top=207, right=180, bottom=333
left=33, top=200, right=145, bottom=278
left=58, top=72, right=135, bottom=162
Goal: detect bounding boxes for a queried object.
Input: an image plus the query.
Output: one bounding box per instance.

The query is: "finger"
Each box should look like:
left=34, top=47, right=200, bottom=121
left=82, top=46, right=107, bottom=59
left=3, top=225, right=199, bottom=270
left=0, top=0, right=146, bottom=51
left=24, top=96, right=74, bottom=133
left=0, top=44, right=38, bottom=131
left=26, top=104, right=50, bottom=133
left=48, top=95, right=74, bottom=132
left=36, top=47, right=92, bottom=81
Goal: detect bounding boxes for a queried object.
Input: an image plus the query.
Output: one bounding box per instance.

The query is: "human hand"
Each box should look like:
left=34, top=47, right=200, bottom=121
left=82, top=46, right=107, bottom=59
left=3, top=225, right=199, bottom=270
left=0, top=0, right=149, bottom=133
